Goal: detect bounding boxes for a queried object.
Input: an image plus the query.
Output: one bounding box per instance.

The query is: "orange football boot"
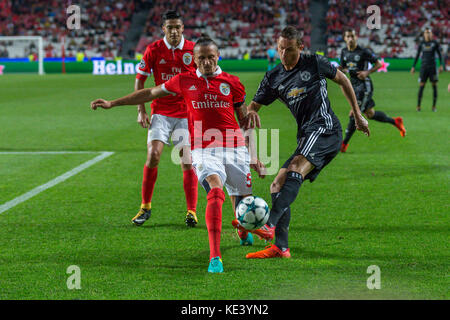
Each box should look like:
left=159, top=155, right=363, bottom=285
left=340, top=142, right=349, bottom=153
left=394, top=117, right=406, bottom=137
left=246, top=244, right=291, bottom=259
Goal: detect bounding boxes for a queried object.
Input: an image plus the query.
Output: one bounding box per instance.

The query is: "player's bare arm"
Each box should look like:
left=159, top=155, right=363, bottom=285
left=91, top=85, right=169, bottom=110
left=135, top=78, right=150, bottom=128
left=357, top=60, right=381, bottom=80
left=411, top=44, right=422, bottom=74
left=332, top=69, right=370, bottom=136
left=234, top=102, right=248, bottom=129
left=338, top=65, right=348, bottom=73
left=245, top=101, right=262, bottom=129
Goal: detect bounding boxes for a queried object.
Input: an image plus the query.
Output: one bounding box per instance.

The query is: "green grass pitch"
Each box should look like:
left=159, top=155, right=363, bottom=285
left=0, top=71, right=448, bottom=299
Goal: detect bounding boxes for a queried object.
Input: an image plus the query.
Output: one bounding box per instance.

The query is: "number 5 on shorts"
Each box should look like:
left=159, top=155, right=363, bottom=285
left=246, top=173, right=252, bottom=187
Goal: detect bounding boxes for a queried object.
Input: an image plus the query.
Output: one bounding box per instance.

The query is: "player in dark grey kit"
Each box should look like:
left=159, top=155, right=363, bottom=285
left=232, top=26, right=370, bottom=259
left=411, top=28, right=444, bottom=112
left=339, top=29, right=406, bottom=153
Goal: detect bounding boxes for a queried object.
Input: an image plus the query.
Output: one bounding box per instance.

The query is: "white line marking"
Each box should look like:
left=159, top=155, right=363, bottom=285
left=0, top=151, right=114, bottom=214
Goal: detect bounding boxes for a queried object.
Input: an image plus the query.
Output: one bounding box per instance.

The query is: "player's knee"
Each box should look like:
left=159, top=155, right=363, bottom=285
left=147, top=148, right=162, bottom=166
left=287, top=155, right=313, bottom=177
left=179, top=148, right=192, bottom=169
left=205, top=174, right=223, bottom=190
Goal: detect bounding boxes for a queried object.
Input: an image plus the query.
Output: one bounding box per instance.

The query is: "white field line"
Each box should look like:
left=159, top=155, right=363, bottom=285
left=0, top=151, right=114, bottom=214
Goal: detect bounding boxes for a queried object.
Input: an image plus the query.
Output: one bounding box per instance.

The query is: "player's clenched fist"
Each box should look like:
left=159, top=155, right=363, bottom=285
left=91, top=99, right=113, bottom=110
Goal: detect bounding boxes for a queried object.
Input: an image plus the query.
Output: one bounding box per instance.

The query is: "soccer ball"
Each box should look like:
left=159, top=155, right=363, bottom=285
left=235, top=196, right=270, bottom=230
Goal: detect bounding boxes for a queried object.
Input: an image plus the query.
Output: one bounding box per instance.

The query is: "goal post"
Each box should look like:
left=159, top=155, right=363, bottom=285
left=0, top=36, right=45, bottom=75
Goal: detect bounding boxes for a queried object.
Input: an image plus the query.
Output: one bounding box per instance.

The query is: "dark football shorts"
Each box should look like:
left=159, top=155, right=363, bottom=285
left=419, top=67, right=438, bottom=83
left=353, top=79, right=375, bottom=113
left=282, top=127, right=342, bottom=182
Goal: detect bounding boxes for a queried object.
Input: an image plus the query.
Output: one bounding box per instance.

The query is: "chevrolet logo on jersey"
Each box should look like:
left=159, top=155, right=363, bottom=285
left=287, top=87, right=306, bottom=98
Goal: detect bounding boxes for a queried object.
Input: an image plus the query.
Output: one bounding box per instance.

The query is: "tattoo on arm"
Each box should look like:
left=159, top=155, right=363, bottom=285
left=234, top=102, right=248, bottom=128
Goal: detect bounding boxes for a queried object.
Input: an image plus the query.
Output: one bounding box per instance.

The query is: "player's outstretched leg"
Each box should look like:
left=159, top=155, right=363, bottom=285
left=241, top=171, right=303, bottom=248
left=267, top=172, right=303, bottom=229
left=246, top=203, right=292, bottom=259
left=205, top=187, right=225, bottom=273
left=274, top=205, right=291, bottom=253
left=341, top=116, right=355, bottom=152
left=369, top=109, right=406, bottom=137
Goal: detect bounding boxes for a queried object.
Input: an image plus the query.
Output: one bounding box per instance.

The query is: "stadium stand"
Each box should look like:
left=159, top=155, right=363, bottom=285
left=135, top=0, right=311, bottom=59
left=0, top=0, right=447, bottom=60
left=326, top=0, right=448, bottom=59
left=0, top=0, right=135, bottom=58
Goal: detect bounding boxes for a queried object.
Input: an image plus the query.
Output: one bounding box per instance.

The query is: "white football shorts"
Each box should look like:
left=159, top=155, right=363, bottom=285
left=191, top=146, right=252, bottom=196
left=148, top=114, right=190, bottom=148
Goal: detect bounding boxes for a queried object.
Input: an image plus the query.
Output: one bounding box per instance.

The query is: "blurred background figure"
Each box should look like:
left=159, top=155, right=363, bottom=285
left=267, top=45, right=277, bottom=70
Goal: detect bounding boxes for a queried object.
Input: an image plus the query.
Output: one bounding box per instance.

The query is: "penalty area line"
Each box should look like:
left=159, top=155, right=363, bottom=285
left=0, top=151, right=114, bottom=215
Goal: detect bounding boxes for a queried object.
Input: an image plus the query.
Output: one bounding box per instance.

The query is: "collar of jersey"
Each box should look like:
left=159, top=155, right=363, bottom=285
left=163, top=35, right=185, bottom=50
left=196, top=66, right=222, bottom=78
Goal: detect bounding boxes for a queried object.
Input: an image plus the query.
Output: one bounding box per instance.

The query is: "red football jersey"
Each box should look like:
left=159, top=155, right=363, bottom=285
left=162, top=67, right=246, bottom=150
left=136, top=36, right=196, bottom=118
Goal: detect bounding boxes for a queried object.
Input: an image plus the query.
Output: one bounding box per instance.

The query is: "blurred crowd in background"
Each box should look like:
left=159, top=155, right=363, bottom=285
left=0, top=0, right=447, bottom=61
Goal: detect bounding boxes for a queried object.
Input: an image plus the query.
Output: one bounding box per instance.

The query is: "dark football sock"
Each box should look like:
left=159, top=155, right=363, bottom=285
left=267, top=171, right=303, bottom=228
left=418, top=85, right=425, bottom=106
left=372, top=111, right=395, bottom=125
left=275, top=206, right=291, bottom=251
left=343, top=116, right=356, bottom=144
left=432, top=85, right=437, bottom=107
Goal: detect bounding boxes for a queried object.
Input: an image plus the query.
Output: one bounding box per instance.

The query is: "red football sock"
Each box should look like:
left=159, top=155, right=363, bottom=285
left=183, top=168, right=198, bottom=212
left=205, top=188, right=225, bottom=259
left=142, top=165, right=158, bottom=205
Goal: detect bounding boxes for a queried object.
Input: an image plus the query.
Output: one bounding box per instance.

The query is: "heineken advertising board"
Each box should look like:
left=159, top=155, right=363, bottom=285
left=0, top=58, right=430, bottom=74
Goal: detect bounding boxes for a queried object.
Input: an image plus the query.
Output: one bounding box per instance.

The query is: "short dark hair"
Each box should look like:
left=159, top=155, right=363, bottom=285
left=343, top=28, right=356, bottom=36
left=162, top=10, right=181, bottom=24
left=280, top=26, right=303, bottom=46
left=194, top=34, right=219, bottom=51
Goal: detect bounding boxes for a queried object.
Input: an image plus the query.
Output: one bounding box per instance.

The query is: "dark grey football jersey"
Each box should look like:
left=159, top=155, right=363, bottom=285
left=340, top=45, right=378, bottom=85
left=413, top=40, right=443, bottom=69
left=253, top=53, right=341, bottom=137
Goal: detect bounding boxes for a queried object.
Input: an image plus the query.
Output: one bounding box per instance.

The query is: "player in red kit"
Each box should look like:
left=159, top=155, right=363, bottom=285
left=133, top=11, right=198, bottom=227
left=91, top=36, right=266, bottom=273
